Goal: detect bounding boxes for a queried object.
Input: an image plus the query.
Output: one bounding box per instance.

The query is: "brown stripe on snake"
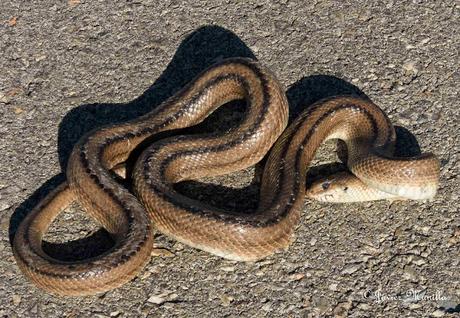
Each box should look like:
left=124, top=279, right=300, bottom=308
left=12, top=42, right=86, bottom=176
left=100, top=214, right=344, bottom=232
left=13, top=58, right=440, bottom=296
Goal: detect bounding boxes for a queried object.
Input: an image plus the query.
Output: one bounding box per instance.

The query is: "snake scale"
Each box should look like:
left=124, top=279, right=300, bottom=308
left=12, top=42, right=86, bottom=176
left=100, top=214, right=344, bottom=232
left=12, top=58, right=440, bottom=296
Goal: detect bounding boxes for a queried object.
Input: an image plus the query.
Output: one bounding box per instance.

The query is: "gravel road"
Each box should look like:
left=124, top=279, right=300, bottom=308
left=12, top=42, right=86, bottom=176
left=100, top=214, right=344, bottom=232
left=0, top=1, right=458, bottom=317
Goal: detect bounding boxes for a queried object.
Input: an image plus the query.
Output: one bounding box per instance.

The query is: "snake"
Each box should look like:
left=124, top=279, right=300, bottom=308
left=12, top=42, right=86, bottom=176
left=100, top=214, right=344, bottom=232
left=12, top=58, right=440, bottom=296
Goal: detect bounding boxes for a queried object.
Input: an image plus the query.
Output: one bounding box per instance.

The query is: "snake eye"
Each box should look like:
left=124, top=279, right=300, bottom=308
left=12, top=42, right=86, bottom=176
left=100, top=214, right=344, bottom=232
left=343, top=186, right=348, bottom=192
left=322, top=181, right=331, bottom=190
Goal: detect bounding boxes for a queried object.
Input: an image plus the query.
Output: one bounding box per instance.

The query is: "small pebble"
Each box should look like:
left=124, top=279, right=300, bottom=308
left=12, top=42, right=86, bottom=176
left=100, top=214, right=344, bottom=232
left=257, top=260, right=274, bottom=266
left=409, top=303, right=422, bottom=309
left=140, top=271, right=151, bottom=280
left=431, top=309, right=445, bottom=317
left=151, top=248, right=175, bottom=258
left=148, top=294, right=166, bottom=305
left=358, top=10, right=372, bottom=22
left=220, top=294, right=234, bottom=307
left=0, top=201, right=12, bottom=212
left=14, top=107, right=24, bottom=114
left=68, top=0, right=81, bottom=6
left=403, top=266, right=418, bottom=281
left=341, top=264, right=360, bottom=275
left=402, top=60, right=419, bottom=75
left=420, top=38, right=431, bottom=45
left=289, top=273, right=305, bottom=281
left=147, top=292, right=178, bottom=305
left=357, top=303, right=371, bottom=310
left=12, top=295, right=21, bottom=306
left=333, top=301, right=352, bottom=318
left=412, top=258, right=427, bottom=266
left=173, top=242, right=184, bottom=251
left=168, top=294, right=179, bottom=302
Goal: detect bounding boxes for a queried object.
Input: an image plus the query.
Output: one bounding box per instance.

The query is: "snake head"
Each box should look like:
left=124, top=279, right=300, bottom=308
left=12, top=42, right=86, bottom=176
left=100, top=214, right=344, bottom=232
left=307, top=170, right=406, bottom=203
left=306, top=172, right=352, bottom=203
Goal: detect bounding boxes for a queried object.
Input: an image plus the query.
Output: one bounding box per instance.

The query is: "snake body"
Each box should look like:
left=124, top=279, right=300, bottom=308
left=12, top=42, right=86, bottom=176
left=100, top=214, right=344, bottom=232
left=13, top=58, right=440, bottom=296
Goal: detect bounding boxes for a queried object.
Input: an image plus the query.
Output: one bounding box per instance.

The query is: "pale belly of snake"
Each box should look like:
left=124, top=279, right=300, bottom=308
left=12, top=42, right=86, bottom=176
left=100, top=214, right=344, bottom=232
left=12, top=58, right=440, bottom=296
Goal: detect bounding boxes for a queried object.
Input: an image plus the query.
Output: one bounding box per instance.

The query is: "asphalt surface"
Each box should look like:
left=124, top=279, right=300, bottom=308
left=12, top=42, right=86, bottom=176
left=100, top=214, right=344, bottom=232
left=0, top=1, right=459, bottom=317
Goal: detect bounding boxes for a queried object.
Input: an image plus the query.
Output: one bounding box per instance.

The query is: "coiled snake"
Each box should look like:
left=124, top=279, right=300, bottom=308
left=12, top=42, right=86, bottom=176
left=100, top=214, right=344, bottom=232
left=12, top=58, right=440, bottom=296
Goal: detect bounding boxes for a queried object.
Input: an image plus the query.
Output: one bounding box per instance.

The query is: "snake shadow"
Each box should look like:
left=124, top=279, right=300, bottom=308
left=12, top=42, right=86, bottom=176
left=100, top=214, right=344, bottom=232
left=9, top=25, right=423, bottom=260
